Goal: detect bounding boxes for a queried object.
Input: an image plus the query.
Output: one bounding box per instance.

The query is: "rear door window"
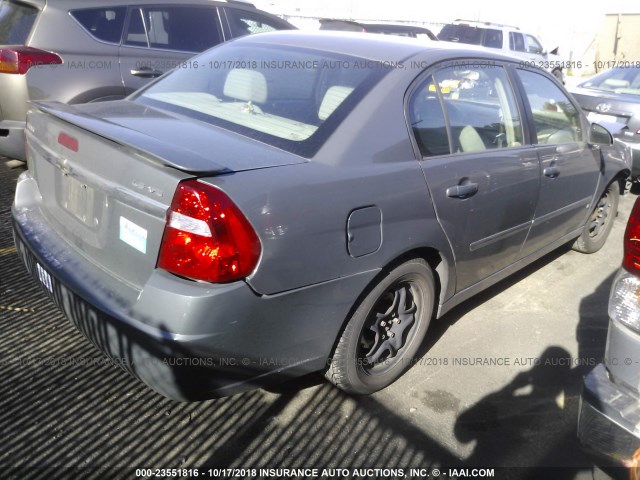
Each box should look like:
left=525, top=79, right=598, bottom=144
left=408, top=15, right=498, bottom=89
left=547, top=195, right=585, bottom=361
left=410, top=63, right=524, bottom=154
left=509, top=32, right=525, bottom=52
left=0, top=0, right=38, bottom=44
left=71, top=7, right=127, bottom=44
left=408, top=76, right=450, bottom=157
left=124, top=6, right=223, bottom=52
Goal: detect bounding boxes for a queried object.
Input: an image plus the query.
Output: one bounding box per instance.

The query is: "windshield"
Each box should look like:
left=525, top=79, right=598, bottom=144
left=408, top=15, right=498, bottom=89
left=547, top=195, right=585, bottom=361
left=579, top=67, right=640, bottom=96
left=0, top=0, right=38, bottom=44
left=135, top=43, right=389, bottom=157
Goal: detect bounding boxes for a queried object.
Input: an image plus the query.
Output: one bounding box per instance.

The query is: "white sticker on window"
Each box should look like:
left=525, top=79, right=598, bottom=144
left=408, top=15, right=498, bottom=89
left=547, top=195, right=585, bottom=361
left=119, top=216, right=147, bottom=254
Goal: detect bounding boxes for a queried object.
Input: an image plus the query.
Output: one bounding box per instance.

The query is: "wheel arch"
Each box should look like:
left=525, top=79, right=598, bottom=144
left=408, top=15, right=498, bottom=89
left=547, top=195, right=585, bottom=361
left=326, top=246, right=453, bottom=365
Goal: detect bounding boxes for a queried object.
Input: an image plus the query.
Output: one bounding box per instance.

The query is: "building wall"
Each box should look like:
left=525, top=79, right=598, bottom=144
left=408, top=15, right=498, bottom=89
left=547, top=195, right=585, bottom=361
left=596, top=14, right=640, bottom=69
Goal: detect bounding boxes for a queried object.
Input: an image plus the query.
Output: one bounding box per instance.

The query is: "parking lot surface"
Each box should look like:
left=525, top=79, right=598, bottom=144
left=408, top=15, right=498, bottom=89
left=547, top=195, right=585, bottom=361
left=0, top=160, right=633, bottom=479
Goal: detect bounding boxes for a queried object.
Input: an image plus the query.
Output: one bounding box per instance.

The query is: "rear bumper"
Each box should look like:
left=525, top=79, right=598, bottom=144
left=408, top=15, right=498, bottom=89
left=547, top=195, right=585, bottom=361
left=0, top=120, right=26, bottom=160
left=578, top=363, right=640, bottom=464
left=12, top=174, right=376, bottom=400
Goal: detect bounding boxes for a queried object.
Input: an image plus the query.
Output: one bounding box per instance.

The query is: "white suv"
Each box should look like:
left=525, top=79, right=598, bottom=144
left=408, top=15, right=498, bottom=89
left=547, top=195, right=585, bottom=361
left=438, top=20, right=565, bottom=83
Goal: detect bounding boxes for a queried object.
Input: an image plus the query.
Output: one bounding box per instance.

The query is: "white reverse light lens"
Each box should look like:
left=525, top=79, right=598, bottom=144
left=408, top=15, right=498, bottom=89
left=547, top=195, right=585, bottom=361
left=168, top=211, right=212, bottom=237
left=609, top=269, right=640, bottom=334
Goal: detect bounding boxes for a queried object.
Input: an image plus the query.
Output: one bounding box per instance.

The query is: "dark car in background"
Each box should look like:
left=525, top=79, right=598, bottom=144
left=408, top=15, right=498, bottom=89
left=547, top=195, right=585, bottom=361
left=0, top=0, right=294, bottom=160
left=12, top=31, right=630, bottom=401
left=578, top=195, right=640, bottom=467
left=570, top=67, right=640, bottom=180
left=319, top=18, right=437, bottom=40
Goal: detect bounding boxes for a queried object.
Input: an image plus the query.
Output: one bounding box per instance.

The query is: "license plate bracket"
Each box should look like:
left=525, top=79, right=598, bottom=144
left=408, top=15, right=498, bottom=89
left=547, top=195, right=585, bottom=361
left=61, top=174, right=95, bottom=225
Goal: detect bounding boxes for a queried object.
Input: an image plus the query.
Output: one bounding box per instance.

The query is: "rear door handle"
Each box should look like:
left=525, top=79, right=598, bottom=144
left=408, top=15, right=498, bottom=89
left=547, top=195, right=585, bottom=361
left=543, top=166, right=560, bottom=178
left=446, top=182, right=479, bottom=199
left=130, top=68, right=163, bottom=78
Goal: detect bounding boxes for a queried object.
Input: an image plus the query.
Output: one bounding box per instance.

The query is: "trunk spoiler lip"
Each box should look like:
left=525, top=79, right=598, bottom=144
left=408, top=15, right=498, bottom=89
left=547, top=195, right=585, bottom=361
left=31, top=101, right=231, bottom=175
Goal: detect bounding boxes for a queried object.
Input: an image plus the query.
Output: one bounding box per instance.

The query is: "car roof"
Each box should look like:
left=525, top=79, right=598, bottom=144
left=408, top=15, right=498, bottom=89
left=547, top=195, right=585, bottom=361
left=233, top=30, right=527, bottom=64
left=26, top=0, right=260, bottom=8
left=450, top=19, right=522, bottom=31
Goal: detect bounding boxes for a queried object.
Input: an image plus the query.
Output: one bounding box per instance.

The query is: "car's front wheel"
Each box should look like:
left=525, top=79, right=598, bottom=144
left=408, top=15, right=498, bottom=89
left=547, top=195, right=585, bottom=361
left=325, top=259, right=434, bottom=394
left=573, top=180, right=620, bottom=253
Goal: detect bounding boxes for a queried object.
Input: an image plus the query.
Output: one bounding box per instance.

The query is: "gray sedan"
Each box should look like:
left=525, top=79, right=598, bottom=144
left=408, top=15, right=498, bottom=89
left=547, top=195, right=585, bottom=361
left=12, top=31, right=631, bottom=400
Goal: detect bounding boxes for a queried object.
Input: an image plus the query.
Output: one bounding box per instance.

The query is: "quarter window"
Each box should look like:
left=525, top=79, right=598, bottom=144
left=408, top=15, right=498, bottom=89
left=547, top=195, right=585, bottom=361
left=71, top=7, right=127, bottom=44
left=483, top=29, right=503, bottom=49
left=517, top=69, right=582, bottom=144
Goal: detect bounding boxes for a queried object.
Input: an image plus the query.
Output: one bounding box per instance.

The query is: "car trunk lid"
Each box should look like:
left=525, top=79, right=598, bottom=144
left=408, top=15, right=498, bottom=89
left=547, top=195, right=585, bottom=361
left=35, top=100, right=306, bottom=173
left=572, top=88, right=637, bottom=127
left=24, top=102, right=303, bottom=290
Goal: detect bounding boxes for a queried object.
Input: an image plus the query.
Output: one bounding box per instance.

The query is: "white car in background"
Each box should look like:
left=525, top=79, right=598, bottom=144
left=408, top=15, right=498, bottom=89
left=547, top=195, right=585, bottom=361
left=438, top=19, right=565, bottom=83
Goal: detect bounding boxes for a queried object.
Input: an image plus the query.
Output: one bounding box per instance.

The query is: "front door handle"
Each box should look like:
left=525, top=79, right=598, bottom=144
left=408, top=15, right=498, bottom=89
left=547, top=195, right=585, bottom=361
left=544, top=166, right=560, bottom=178
left=130, top=68, right=163, bottom=78
left=446, top=182, right=479, bottom=199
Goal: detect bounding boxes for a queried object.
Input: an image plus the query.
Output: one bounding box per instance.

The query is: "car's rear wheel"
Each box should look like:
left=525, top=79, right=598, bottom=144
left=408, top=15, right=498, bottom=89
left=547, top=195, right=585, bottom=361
left=573, top=180, right=620, bottom=253
left=325, top=259, right=434, bottom=394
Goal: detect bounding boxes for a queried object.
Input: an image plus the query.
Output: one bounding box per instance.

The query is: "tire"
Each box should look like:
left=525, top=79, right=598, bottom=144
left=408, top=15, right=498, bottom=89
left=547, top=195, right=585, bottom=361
left=325, top=258, right=435, bottom=395
left=573, top=180, right=620, bottom=254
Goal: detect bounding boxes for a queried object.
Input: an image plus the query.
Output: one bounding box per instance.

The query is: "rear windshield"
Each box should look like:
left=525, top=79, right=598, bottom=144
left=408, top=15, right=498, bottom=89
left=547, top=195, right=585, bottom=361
left=579, top=67, right=640, bottom=96
left=135, top=43, right=389, bottom=157
left=0, top=0, right=38, bottom=44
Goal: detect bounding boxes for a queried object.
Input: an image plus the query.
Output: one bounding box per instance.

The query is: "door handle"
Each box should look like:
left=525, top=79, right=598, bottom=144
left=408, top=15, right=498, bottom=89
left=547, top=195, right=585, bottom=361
left=543, top=166, right=560, bottom=178
left=446, top=182, right=479, bottom=199
left=130, top=68, right=163, bottom=78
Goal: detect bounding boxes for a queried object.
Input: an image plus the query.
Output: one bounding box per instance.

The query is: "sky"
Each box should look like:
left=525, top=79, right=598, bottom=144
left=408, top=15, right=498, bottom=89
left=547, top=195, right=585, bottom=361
left=254, top=0, right=640, bottom=67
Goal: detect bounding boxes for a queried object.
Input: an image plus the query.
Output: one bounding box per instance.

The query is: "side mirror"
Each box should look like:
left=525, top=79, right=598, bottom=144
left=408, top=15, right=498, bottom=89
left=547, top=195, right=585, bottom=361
left=589, top=123, right=614, bottom=146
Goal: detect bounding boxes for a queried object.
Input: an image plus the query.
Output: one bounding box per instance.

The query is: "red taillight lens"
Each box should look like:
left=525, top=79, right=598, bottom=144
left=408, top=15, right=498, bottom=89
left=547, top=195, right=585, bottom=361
left=0, top=46, right=62, bottom=75
left=623, top=196, right=640, bottom=273
left=158, top=180, right=261, bottom=283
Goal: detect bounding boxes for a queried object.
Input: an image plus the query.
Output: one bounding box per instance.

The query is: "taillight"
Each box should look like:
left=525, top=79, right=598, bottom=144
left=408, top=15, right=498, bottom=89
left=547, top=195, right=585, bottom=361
left=0, top=46, right=62, bottom=75
left=158, top=180, right=261, bottom=283
left=623, top=196, right=640, bottom=273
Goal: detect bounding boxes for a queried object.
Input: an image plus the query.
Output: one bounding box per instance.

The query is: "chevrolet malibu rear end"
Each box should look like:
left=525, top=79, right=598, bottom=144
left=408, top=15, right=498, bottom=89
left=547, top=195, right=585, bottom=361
left=13, top=32, right=450, bottom=400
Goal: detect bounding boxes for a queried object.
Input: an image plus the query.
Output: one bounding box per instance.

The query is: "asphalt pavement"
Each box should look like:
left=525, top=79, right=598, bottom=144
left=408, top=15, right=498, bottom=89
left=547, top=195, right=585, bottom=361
left=0, top=159, right=634, bottom=480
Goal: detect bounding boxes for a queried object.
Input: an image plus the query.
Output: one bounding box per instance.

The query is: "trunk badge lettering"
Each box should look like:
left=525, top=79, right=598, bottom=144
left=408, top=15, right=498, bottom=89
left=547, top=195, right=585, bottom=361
left=132, top=180, right=163, bottom=198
